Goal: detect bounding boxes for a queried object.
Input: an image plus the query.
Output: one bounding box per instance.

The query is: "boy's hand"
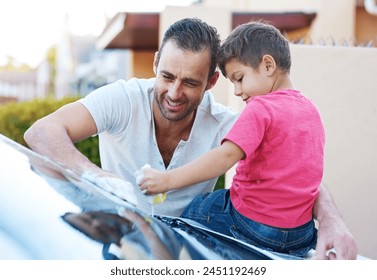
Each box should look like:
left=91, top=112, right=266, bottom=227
left=137, top=167, right=171, bottom=195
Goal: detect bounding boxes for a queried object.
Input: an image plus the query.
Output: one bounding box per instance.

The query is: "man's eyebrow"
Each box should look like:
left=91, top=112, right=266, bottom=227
left=160, top=70, right=202, bottom=85
left=160, top=70, right=174, bottom=77
left=183, top=77, right=202, bottom=85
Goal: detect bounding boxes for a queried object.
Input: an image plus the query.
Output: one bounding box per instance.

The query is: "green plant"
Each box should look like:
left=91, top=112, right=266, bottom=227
left=0, top=97, right=100, bottom=167
left=215, top=174, right=225, bottom=190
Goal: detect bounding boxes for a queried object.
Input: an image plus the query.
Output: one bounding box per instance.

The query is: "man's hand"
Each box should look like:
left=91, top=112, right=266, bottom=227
left=313, top=217, right=358, bottom=260
left=312, top=183, right=358, bottom=259
left=81, top=171, right=138, bottom=206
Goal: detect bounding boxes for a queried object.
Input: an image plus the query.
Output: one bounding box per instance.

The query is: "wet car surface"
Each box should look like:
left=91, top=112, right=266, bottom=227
left=1, top=133, right=299, bottom=260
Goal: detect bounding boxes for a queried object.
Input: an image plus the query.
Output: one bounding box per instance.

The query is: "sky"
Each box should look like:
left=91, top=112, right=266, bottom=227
left=0, top=0, right=195, bottom=68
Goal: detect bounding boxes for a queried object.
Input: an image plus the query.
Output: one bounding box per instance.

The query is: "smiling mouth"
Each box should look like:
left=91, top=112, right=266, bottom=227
left=164, top=96, right=188, bottom=111
left=166, top=99, right=184, bottom=107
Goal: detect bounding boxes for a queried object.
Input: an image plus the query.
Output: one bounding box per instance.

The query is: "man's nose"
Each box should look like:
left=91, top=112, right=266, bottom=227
left=167, top=81, right=183, bottom=99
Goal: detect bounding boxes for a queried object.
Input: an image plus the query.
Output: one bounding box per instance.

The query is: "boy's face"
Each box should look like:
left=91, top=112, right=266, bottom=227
left=225, top=58, right=272, bottom=103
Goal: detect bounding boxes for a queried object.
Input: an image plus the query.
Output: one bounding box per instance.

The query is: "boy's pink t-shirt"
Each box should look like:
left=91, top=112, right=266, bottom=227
left=224, top=89, right=325, bottom=228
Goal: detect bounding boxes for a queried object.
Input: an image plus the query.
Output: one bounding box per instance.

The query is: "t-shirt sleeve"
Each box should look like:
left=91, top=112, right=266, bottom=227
left=79, top=80, right=132, bottom=135
left=223, top=100, right=271, bottom=159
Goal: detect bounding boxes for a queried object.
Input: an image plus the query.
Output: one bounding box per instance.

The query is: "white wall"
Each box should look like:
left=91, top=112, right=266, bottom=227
left=309, top=0, right=356, bottom=43
left=290, top=45, right=377, bottom=259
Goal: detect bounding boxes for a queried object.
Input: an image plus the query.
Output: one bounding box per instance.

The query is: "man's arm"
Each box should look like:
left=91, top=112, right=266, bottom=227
left=24, top=101, right=103, bottom=175
left=24, top=100, right=139, bottom=206
left=313, top=183, right=358, bottom=259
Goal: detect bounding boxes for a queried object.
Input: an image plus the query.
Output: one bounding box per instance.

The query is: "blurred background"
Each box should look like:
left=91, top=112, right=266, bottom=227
left=0, top=0, right=376, bottom=259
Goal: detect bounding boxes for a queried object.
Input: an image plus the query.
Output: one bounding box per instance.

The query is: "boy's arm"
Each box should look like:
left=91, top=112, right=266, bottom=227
left=139, top=141, right=244, bottom=195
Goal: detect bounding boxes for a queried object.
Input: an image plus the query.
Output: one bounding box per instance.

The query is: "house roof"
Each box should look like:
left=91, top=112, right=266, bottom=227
left=96, top=13, right=159, bottom=51
left=96, top=11, right=316, bottom=51
left=232, top=11, right=316, bottom=31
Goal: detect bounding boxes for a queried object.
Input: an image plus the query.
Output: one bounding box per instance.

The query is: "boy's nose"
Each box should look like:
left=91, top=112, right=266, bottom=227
left=234, top=87, right=242, bottom=97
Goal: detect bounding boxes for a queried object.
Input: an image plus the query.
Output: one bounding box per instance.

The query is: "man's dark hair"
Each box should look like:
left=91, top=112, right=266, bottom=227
left=218, top=21, right=291, bottom=77
left=156, top=17, right=221, bottom=80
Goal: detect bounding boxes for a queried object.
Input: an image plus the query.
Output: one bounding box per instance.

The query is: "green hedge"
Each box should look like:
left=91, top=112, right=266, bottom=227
left=0, top=97, right=100, bottom=167
left=0, top=97, right=225, bottom=189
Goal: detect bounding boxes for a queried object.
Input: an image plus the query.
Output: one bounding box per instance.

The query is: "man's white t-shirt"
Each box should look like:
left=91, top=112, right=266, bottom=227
left=79, top=78, right=238, bottom=216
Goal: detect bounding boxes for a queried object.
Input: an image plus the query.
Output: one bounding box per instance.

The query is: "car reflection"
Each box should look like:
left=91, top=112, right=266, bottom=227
left=62, top=210, right=182, bottom=260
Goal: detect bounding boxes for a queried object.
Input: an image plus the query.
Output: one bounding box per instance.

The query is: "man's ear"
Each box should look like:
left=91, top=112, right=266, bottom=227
left=205, top=71, right=220, bottom=90
left=153, top=52, right=159, bottom=74
left=262, top=55, right=276, bottom=76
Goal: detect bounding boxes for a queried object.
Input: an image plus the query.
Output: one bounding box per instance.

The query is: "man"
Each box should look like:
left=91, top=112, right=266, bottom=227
left=24, top=17, right=357, bottom=259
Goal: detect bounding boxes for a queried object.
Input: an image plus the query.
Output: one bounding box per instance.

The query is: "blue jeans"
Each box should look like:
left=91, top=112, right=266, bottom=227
left=181, top=189, right=317, bottom=258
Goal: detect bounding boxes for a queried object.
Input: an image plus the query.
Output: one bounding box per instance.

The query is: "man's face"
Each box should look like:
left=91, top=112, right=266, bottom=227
left=153, top=41, right=212, bottom=122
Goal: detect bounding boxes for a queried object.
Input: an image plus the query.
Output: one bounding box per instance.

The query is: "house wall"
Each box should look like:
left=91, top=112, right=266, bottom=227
left=204, top=0, right=357, bottom=44
left=294, top=45, right=377, bottom=260
left=356, top=7, right=377, bottom=43
left=203, top=0, right=319, bottom=11
left=129, top=51, right=155, bottom=79
left=308, top=0, right=355, bottom=43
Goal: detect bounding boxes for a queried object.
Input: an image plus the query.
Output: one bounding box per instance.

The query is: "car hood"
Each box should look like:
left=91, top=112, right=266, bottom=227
left=1, top=134, right=292, bottom=260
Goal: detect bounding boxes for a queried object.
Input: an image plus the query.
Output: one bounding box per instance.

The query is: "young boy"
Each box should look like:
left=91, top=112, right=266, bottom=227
left=138, top=21, right=325, bottom=257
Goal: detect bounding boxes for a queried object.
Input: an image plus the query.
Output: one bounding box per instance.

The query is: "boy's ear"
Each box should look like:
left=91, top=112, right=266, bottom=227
left=262, top=55, right=276, bottom=76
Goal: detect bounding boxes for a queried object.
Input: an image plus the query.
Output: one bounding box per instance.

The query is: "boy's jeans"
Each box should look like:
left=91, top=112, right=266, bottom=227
left=181, top=189, right=317, bottom=258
